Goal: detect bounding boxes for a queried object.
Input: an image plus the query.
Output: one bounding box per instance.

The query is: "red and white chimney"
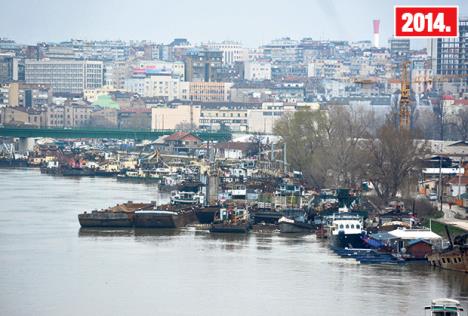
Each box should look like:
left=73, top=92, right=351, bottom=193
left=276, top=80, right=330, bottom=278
left=373, top=19, right=380, bottom=48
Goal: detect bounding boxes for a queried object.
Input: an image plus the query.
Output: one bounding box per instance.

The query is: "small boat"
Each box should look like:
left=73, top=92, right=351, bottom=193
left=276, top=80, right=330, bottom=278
left=210, top=207, right=251, bottom=233
left=278, top=209, right=314, bottom=233
left=424, top=298, right=464, bottom=315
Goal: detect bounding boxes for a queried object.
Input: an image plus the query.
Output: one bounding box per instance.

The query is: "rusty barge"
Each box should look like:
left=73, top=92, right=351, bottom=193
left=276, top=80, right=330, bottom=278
left=78, top=201, right=197, bottom=229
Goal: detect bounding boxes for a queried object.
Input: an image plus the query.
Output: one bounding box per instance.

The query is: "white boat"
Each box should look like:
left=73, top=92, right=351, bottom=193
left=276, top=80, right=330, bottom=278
left=328, top=214, right=366, bottom=249
left=425, top=298, right=464, bottom=315
left=170, top=190, right=204, bottom=205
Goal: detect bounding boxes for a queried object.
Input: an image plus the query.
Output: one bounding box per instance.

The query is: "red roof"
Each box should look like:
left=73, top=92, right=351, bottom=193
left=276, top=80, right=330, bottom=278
left=165, top=131, right=201, bottom=141
left=443, top=95, right=455, bottom=100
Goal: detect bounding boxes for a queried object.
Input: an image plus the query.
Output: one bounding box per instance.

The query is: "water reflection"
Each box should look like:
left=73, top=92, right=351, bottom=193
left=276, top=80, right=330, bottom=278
left=78, top=227, right=134, bottom=237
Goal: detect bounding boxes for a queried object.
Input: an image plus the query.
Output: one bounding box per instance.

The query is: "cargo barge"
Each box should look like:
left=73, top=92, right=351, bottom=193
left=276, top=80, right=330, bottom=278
left=78, top=202, right=156, bottom=228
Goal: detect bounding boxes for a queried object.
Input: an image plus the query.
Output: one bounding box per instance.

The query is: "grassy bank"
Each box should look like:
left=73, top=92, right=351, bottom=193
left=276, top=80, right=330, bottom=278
left=424, top=219, right=468, bottom=238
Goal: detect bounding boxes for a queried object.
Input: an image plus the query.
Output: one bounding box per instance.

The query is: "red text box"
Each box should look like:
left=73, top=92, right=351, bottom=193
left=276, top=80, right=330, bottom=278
left=394, top=6, right=458, bottom=38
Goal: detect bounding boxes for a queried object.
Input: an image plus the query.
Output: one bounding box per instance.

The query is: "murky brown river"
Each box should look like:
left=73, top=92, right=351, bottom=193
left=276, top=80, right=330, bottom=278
left=1, top=168, right=468, bottom=316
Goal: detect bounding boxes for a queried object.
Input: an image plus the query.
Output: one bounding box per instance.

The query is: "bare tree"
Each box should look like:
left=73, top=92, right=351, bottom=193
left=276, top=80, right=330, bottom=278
left=413, top=110, right=441, bottom=140
left=364, top=123, right=427, bottom=204
left=175, top=122, right=197, bottom=131
left=323, top=106, right=372, bottom=187
left=274, top=110, right=329, bottom=187
left=274, top=107, right=374, bottom=188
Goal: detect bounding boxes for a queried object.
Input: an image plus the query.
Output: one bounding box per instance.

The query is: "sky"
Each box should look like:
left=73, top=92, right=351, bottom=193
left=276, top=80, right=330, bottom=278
left=0, top=0, right=466, bottom=48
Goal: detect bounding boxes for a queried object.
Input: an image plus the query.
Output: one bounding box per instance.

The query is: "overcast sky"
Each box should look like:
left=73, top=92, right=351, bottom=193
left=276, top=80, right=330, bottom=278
left=1, top=0, right=466, bottom=48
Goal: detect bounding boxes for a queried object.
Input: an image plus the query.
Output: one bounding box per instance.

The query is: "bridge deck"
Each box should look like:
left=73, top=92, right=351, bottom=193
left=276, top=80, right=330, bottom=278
left=0, top=127, right=231, bottom=141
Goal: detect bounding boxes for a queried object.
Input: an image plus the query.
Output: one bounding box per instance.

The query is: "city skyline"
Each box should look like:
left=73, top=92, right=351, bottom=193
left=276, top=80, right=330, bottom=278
left=2, top=0, right=466, bottom=48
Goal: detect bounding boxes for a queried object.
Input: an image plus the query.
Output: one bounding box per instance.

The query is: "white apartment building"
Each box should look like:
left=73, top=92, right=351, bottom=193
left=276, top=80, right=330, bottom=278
left=125, top=74, right=189, bottom=101
left=244, top=61, right=271, bottom=81
left=25, top=59, right=103, bottom=95
left=247, top=102, right=292, bottom=134
left=307, top=60, right=350, bottom=78
left=204, top=41, right=248, bottom=65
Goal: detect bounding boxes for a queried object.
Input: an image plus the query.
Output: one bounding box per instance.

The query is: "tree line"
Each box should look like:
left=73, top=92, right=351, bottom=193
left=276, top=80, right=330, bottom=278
left=274, top=106, right=429, bottom=205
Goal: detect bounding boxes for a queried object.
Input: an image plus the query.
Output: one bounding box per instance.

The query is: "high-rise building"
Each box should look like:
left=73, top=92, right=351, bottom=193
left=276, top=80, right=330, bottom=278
left=428, top=18, right=468, bottom=94
left=184, top=50, right=223, bottom=82
left=262, top=38, right=299, bottom=63
left=0, top=56, right=24, bottom=82
left=25, top=59, right=103, bottom=96
left=203, top=41, right=248, bottom=65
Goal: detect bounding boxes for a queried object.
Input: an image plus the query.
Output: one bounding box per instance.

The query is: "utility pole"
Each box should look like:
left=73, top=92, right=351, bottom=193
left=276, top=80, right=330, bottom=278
left=439, top=101, right=444, bottom=214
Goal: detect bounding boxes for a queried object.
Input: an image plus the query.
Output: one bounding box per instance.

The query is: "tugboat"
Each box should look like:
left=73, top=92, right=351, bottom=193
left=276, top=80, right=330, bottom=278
left=328, top=213, right=366, bottom=249
left=427, top=226, right=468, bottom=273
left=210, top=206, right=251, bottom=233
left=424, top=298, right=464, bottom=315
left=278, top=208, right=314, bottom=233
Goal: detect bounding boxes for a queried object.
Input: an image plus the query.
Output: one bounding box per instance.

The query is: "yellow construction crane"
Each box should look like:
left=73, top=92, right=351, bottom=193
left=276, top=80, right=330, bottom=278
left=399, top=61, right=411, bottom=130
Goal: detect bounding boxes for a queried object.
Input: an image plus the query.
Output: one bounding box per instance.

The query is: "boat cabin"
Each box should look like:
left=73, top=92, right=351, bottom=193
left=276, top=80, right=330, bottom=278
left=425, top=298, right=464, bottom=316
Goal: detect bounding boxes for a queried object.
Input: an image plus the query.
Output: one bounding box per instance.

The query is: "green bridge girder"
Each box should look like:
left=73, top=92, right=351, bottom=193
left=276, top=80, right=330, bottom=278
left=0, top=127, right=232, bottom=141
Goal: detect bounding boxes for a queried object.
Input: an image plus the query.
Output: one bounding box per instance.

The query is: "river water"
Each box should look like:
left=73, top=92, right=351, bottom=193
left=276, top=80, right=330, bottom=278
left=1, top=168, right=468, bottom=316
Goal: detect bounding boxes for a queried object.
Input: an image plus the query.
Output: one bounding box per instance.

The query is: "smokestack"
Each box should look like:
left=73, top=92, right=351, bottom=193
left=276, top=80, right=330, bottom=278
left=373, top=19, right=380, bottom=48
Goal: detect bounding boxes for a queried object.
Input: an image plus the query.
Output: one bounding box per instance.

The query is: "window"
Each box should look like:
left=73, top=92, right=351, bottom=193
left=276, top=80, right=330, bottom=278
left=339, top=224, right=344, bottom=229
left=350, top=224, right=354, bottom=229
left=356, top=224, right=360, bottom=229
left=345, top=224, right=350, bottom=229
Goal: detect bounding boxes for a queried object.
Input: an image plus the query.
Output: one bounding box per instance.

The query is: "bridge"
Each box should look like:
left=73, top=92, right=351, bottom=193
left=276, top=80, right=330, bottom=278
left=0, top=127, right=232, bottom=141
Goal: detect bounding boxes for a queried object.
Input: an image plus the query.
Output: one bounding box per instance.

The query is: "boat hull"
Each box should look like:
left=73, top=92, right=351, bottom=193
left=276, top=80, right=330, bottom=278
left=195, top=207, right=219, bottom=224
left=279, top=221, right=314, bottom=233
left=252, top=211, right=283, bottom=224
left=210, top=223, right=251, bottom=233
left=78, top=212, right=133, bottom=228
left=330, top=232, right=366, bottom=249
left=427, top=248, right=468, bottom=273
left=134, top=211, right=196, bottom=228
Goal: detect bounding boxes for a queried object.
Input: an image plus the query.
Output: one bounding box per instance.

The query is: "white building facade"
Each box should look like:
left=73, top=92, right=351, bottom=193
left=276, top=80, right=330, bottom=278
left=25, top=59, right=103, bottom=95
left=244, top=62, right=272, bottom=81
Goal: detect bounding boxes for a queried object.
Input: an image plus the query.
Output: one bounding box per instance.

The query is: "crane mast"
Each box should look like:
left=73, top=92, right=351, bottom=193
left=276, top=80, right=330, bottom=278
left=399, top=61, right=411, bottom=130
